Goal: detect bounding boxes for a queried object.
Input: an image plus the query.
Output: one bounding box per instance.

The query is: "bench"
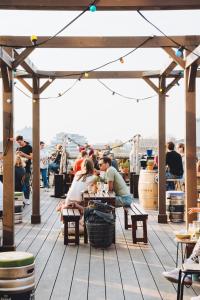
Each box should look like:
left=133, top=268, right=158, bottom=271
left=124, top=203, right=148, bottom=244
left=62, top=208, right=81, bottom=245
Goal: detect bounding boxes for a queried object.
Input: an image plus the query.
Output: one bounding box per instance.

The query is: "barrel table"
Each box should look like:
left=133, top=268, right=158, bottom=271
left=0, top=251, right=35, bottom=299
left=138, top=170, right=158, bottom=210
left=166, top=191, right=185, bottom=223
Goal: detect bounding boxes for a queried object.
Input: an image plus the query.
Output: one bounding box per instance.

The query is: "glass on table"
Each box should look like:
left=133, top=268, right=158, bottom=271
left=104, top=183, right=109, bottom=193
left=87, top=185, right=94, bottom=194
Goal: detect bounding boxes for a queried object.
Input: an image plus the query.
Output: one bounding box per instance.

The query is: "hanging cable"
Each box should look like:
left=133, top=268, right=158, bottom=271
left=0, top=0, right=98, bottom=48
left=137, top=10, right=200, bottom=59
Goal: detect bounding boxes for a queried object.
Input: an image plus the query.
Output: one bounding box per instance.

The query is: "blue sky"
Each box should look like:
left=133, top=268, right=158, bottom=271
left=0, top=9, right=200, bottom=143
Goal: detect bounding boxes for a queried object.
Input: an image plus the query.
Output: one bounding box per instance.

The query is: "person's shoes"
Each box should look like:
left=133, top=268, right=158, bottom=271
left=163, top=268, right=192, bottom=285
left=191, top=296, right=200, bottom=300
left=24, top=199, right=31, bottom=205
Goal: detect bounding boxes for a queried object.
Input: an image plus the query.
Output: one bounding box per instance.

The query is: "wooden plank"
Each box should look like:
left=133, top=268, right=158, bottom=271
left=185, top=65, right=197, bottom=225
left=162, top=47, right=185, bottom=69
left=187, top=63, right=197, bottom=92
left=143, top=77, right=159, bottom=93
left=39, top=79, right=55, bottom=94
left=165, top=77, right=181, bottom=93
left=160, top=59, right=177, bottom=77
left=87, top=247, right=106, bottom=299
left=186, top=45, right=200, bottom=68
left=51, top=246, right=79, bottom=299
left=1, top=58, right=15, bottom=250
left=0, top=0, right=199, bottom=10
left=69, top=245, right=91, bottom=300
left=14, top=49, right=37, bottom=75
left=2, top=35, right=200, bottom=48
left=0, top=47, right=12, bottom=68
left=31, top=76, right=41, bottom=224
left=158, top=76, right=167, bottom=223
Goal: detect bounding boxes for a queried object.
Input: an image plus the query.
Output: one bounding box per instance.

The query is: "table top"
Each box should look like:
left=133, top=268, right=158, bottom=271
left=174, top=237, right=197, bottom=244
left=83, top=191, right=115, bottom=200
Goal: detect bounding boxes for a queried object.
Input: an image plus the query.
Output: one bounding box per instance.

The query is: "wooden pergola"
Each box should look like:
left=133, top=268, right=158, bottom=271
left=0, top=1, right=200, bottom=250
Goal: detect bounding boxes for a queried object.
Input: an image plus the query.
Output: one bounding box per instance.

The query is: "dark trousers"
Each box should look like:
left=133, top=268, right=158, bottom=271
left=23, top=173, right=31, bottom=199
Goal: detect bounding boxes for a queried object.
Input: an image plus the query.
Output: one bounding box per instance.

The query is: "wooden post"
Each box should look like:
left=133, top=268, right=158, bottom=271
left=185, top=64, right=197, bottom=225
left=158, top=76, right=167, bottom=223
left=1, top=61, right=15, bottom=250
left=31, top=76, right=41, bottom=224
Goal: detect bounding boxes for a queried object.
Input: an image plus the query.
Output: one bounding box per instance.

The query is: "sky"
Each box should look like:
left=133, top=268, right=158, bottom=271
left=0, top=9, right=200, bottom=144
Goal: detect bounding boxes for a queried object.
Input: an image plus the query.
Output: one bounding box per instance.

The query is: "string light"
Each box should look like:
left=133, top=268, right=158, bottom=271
left=6, top=99, right=12, bottom=103
left=120, top=57, right=124, bottom=64
left=90, top=5, right=97, bottom=12
left=112, top=91, right=115, bottom=95
left=175, top=46, right=184, bottom=58
left=33, top=99, right=37, bottom=103
left=84, top=72, right=89, bottom=78
left=159, top=88, right=163, bottom=93
left=30, top=35, right=38, bottom=46
left=48, top=77, right=53, bottom=83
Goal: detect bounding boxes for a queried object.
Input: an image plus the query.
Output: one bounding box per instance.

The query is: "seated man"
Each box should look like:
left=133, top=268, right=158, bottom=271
left=98, top=156, right=133, bottom=207
left=163, top=207, right=200, bottom=300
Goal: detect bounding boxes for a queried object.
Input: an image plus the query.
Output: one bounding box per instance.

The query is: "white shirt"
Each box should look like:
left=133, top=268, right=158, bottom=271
left=66, top=171, right=96, bottom=204
left=40, top=149, right=49, bottom=169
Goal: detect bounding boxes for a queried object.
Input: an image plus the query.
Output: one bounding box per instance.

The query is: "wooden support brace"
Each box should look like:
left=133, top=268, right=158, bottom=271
left=162, top=47, right=185, bottom=69
left=12, top=48, right=34, bottom=69
left=14, top=49, right=37, bottom=75
left=160, top=59, right=177, bottom=76
left=143, top=77, right=159, bottom=94
left=186, top=44, right=200, bottom=68
left=0, top=47, right=13, bottom=69
left=165, top=77, right=181, bottom=93
left=1, top=63, right=11, bottom=92
left=187, top=63, right=197, bottom=92
left=17, top=77, right=33, bottom=93
left=39, top=78, right=55, bottom=94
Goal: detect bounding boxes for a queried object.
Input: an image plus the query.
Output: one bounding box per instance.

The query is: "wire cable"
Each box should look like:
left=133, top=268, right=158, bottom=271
left=0, top=0, right=98, bottom=48
left=137, top=10, right=200, bottom=59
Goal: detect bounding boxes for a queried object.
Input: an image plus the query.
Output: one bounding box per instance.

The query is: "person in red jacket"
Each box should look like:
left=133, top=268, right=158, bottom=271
left=73, top=150, right=88, bottom=173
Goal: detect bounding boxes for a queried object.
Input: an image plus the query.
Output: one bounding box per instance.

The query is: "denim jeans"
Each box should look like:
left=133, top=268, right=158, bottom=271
left=115, top=194, right=133, bottom=207
left=40, top=168, right=48, bottom=188
left=48, top=162, right=60, bottom=174
left=23, top=173, right=31, bottom=199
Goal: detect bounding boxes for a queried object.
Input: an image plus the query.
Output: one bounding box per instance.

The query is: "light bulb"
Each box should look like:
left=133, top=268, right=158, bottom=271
left=6, top=99, right=11, bottom=103
left=136, top=99, right=139, bottom=103
left=120, top=57, right=124, bottom=64
left=90, top=5, right=96, bottom=12
left=84, top=72, right=89, bottom=78
left=48, top=78, right=53, bottom=83
left=30, top=35, right=38, bottom=46
left=33, top=99, right=37, bottom=103
left=175, top=47, right=184, bottom=58
left=159, top=88, right=163, bottom=93
left=112, top=91, right=115, bottom=95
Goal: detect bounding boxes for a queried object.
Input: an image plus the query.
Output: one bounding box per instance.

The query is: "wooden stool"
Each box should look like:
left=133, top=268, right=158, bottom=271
left=62, top=208, right=81, bottom=245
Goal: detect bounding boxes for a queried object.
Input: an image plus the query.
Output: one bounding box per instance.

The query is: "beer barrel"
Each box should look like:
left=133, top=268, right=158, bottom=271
left=166, top=191, right=185, bottom=223
left=138, top=170, right=158, bottom=210
left=0, top=251, right=35, bottom=299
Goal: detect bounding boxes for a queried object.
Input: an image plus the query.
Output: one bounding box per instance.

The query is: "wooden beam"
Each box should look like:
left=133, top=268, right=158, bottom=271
left=160, top=59, right=177, bottom=76
left=162, top=47, right=185, bottom=69
left=0, top=0, right=199, bottom=10
left=1, top=63, right=11, bottom=92
left=39, top=79, right=55, bottom=94
left=1, top=35, right=200, bottom=48
left=143, top=77, right=159, bottom=93
left=165, top=77, right=181, bottom=93
left=186, top=45, right=200, bottom=68
left=1, top=59, right=15, bottom=250
left=13, top=49, right=37, bottom=75
left=17, top=77, right=33, bottom=93
left=31, top=76, right=41, bottom=224
left=187, top=63, right=197, bottom=92
left=0, top=47, right=12, bottom=68
left=158, top=76, right=167, bottom=223
left=12, top=48, right=34, bottom=69
left=185, top=66, right=197, bottom=225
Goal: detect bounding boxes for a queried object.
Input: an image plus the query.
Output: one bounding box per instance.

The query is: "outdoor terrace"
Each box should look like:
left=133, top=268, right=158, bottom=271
left=13, top=190, right=200, bottom=300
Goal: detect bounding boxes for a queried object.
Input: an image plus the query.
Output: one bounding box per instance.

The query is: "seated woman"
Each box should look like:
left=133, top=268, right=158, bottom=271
left=57, top=158, right=97, bottom=213
left=163, top=207, right=200, bottom=300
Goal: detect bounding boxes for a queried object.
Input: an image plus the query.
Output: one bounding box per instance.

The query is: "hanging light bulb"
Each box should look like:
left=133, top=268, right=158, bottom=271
left=136, top=99, right=139, bottom=103
left=6, top=99, right=12, bottom=103
left=48, top=77, right=53, bottom=83
left=112, top=91, right=115, bottom=95
left=84, top=72, right=89, bottom=78
left=30, top=35, right=38, bottom=46
left=58, top=93, right=62, bottom=97
left=90, top=5, right=97, bottom=12
left=33, top=99, right=37, bottom=103
left=179, top=70, right=184, bottom=76
left=120, top=57, right=124, bottom=64
left=175, top=46, right=184, bottom=58
left=159, top=88, right=163, bottom=93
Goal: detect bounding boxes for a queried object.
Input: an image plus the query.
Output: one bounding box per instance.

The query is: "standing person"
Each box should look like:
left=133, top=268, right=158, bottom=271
left=16, top=136, right=32, bottom=205
left=48, top=144, right=62, bottom=174
left=15, top=156, right=26, bottom=193
left=177, top=143, right=185, bottom=175
left=98, top=156, right=133, bottom=207
left=109, top=153, right=119, bottom=171
left=0, top=152, right=3, bottom=183
left=166, top=141, right=183, bottom=190
left=40, top=141, right=49, bottom=191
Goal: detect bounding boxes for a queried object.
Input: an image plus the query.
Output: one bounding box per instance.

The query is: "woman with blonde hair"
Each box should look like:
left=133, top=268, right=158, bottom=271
left=15, top=155, right=26, bottom=192
left=57, top=158, right=97, bottom=212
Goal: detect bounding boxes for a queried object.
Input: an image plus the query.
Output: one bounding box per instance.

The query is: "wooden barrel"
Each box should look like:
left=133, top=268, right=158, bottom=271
left=166, top=191, right=184, bottom=223
left=138, top=170, right=158, bottom=210
left=0, top=251, right=35, bottom=299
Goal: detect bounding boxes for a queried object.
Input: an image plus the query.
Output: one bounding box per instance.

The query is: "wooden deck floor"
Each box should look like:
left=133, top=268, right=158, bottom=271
left=14, top=190, right=200, bottom=300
